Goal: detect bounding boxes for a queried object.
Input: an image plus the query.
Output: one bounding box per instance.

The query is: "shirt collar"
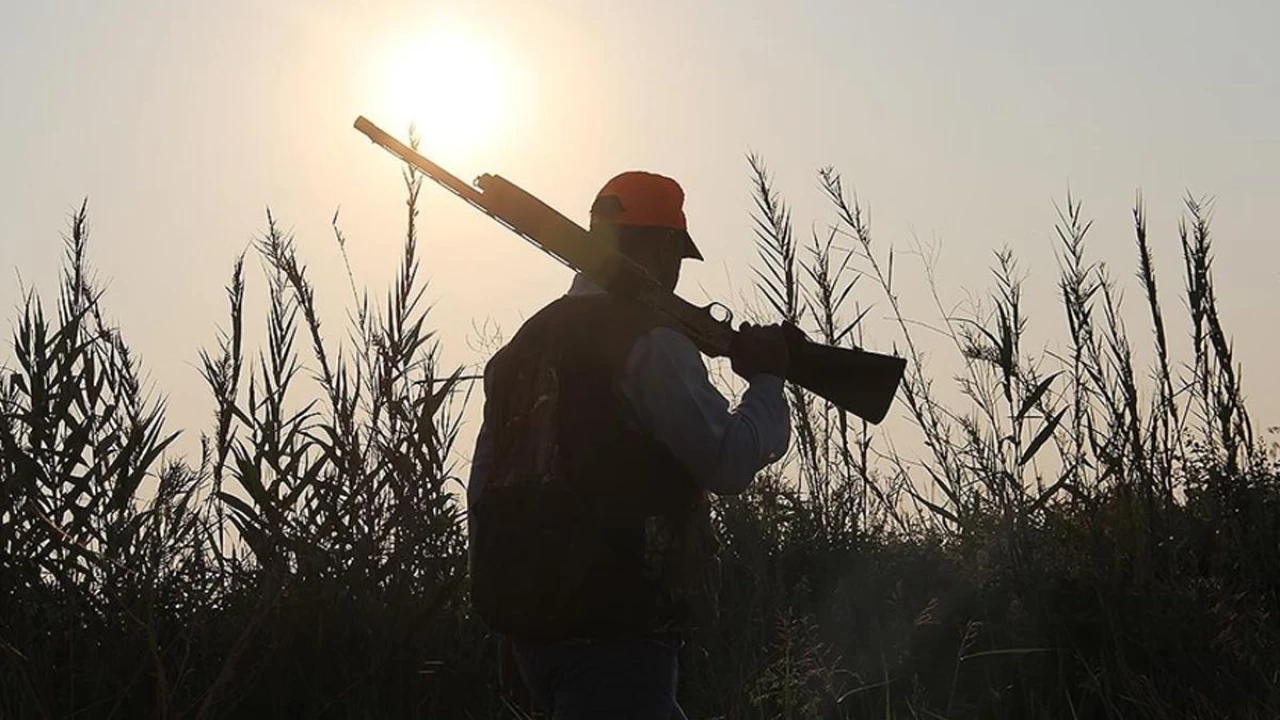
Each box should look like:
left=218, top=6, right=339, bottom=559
left=566, top=273, right=606, bottom=297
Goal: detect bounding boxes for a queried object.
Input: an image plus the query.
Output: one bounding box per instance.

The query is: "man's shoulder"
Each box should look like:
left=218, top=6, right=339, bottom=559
left=638, top=325, right=699, bottom=354
left=624, top=325, right=705, bottom=380
left=487, top=296, right=682, bottom=371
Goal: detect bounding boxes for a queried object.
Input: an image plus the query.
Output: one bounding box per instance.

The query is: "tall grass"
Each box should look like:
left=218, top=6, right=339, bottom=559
left=2, top=153, right=1277, bottom=719
left=692, top=162, right=1279, bottom=719
left=1, top=144, right=490, bottom=717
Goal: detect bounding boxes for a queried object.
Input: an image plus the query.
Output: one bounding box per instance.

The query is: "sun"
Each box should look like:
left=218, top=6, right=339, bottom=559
left=379, top=29, right=510, bottom=163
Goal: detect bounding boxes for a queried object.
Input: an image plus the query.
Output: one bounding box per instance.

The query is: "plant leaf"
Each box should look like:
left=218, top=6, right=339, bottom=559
left=1019, top=407, right=1066, bottom=467
left=1016, top=372, right=1060, bottom=423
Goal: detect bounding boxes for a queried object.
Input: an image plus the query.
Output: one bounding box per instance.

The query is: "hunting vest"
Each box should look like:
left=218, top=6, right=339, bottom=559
left=468, top=294, right=718, bottom=643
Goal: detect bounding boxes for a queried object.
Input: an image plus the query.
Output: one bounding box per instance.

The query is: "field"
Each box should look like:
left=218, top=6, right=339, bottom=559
left=3, top=158, right=1277, bottom=719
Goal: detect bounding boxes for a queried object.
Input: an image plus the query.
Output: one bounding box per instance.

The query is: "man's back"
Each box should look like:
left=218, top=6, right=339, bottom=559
left=468, top=169, right=793, bottom=719
left=469, top=293, right=712, bottom=644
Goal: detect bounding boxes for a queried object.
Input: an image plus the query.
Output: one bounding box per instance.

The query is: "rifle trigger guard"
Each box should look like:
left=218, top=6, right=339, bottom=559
left=704, top=302, right=733, bottom=327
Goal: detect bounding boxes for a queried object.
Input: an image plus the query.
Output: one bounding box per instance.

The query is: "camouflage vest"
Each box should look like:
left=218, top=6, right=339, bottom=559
left=468, top=295, right=719, bottom=643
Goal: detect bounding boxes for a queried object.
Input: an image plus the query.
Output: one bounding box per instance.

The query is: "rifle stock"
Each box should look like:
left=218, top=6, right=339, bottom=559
left=353, top=116, right=907, bottom=424
left=784, top=337, right=906, bottom=425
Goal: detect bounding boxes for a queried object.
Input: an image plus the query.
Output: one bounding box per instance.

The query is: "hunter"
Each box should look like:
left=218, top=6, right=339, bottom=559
left=467, top=170, right=792, bottom=719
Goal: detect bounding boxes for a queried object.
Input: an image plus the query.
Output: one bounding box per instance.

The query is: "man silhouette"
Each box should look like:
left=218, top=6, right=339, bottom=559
left=467, top=171, right=791, bottom=719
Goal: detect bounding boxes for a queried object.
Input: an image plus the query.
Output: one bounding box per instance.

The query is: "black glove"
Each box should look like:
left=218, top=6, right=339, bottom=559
left=730, top=322, right=790, bottom=380
left=780, top=320, right=809, bottom=347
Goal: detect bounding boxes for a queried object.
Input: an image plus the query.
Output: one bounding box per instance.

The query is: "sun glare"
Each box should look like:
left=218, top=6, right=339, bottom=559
left=379, top=29, right=511, bottom=163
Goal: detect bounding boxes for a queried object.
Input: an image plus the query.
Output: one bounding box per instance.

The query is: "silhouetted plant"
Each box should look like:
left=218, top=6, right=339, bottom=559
left=713, top=160, right=1278, bottom=719
left=4, top=154, right=1278, bottom=719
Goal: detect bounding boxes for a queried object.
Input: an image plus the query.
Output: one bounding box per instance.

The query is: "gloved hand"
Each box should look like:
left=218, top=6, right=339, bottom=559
left=780, top=320, right=809, bottom=347
left=730, top=322, right=790, bottom=380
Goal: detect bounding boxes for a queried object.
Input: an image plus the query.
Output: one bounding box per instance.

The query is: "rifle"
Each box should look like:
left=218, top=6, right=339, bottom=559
left=353, top=116, right=906, bottom=424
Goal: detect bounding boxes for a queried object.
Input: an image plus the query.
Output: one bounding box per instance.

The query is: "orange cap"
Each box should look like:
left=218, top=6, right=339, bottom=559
left=590, top=171, right=703, bottom=260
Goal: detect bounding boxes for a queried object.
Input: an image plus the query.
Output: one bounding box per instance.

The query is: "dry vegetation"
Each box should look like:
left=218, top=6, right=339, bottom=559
left=2, top=152, right=1277, bottom=719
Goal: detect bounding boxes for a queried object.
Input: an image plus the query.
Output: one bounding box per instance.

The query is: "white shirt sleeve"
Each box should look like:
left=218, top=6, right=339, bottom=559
left=618, top=326, right=791, bottom=495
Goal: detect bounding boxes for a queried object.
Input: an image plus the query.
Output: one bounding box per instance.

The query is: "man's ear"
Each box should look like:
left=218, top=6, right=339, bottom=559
left=590, top=222, right=623, bottom=253
left=590, top=194, right=626, bottom=221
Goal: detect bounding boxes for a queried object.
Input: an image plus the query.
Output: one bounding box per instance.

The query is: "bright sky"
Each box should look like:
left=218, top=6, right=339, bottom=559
left=3, top=0, right=1278, bottom=469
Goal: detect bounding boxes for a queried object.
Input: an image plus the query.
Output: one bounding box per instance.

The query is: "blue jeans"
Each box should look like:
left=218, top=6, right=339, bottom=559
left=512, top=638, right=688, bottom=719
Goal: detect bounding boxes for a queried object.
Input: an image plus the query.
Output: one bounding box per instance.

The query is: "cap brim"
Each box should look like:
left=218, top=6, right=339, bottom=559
left=679, top=230, right=703, bottom=261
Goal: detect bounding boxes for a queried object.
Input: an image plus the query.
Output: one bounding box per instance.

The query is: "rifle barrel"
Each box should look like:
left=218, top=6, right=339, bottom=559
left=353, top=116, right=906, bottom=423
left=354, top=117, right=486, bottom=207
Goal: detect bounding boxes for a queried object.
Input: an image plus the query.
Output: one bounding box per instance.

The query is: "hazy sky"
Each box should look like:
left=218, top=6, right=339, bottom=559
left=3, top=0, right=1278, bottom=465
